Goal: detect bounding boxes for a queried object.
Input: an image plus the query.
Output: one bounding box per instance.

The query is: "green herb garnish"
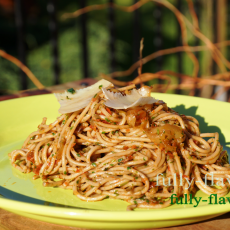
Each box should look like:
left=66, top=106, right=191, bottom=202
left=67, top=88, right=75, bottom=94
left=118, top=158, right=123, bottom=163
left=92, top=162, right=97, bottom=167
left=105, top=118, right=110, bottom=123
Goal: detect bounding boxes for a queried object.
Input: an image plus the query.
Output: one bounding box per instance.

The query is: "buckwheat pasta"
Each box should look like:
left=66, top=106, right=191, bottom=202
left=9, top=83, right=230, bottom=210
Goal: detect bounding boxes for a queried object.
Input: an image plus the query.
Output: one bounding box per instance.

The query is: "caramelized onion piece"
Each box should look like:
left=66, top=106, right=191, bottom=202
left=144, top=124, right=185, bottom=152
left=138, top=86, right=152, bottom=97
left=75, top=124, right=84, bottom=134
left=127, top=108, right=147, bottom=128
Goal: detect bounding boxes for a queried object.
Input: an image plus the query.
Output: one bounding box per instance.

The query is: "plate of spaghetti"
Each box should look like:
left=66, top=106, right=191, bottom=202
left=0, top=80, right=230, bottom=229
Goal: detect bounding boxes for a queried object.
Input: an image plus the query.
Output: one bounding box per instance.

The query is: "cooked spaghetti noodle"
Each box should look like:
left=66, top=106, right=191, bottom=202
left=9, top=84, right=230, bottom=210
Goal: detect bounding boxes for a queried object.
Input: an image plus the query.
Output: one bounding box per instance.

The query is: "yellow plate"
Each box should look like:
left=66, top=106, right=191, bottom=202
left=3, top=207, right=224, bottom=229
left=0, top=93, right=230, bottom=229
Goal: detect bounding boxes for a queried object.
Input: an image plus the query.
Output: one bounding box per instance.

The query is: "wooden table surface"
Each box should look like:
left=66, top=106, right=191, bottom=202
left=1, top=79, right=230, bottom=230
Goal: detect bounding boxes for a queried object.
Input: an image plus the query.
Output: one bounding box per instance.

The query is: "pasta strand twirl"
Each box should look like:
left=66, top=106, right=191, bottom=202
left=9, top=84, right=230, bottom=210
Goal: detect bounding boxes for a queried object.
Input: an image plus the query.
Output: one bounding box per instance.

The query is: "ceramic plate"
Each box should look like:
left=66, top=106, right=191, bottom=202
left=0, top=93, right=230, bottom=229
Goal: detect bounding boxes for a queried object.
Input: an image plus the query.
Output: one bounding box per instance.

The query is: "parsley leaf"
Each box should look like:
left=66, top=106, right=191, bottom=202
left=67, top=88, right=75, bottom=94
left=118, top=158, right=123, bottom=163
left=105, top=118, right=110, bottom=123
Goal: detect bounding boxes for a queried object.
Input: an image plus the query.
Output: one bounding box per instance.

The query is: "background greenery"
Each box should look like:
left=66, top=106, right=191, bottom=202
left=0, top=0, right=229, bottom=95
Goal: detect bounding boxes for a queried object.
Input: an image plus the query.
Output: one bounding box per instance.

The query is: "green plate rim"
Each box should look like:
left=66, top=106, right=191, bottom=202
left=1, top=93, right=230, bottom=222
left=0, top=196, right=229, bottom=221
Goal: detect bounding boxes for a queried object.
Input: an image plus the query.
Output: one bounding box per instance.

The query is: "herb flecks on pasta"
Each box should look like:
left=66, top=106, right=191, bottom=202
left=9, top=83, right=230, bottom=210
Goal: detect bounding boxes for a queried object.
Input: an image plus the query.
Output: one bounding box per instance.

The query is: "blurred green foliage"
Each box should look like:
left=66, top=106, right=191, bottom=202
left=0, top=0, right=207, bottom=95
